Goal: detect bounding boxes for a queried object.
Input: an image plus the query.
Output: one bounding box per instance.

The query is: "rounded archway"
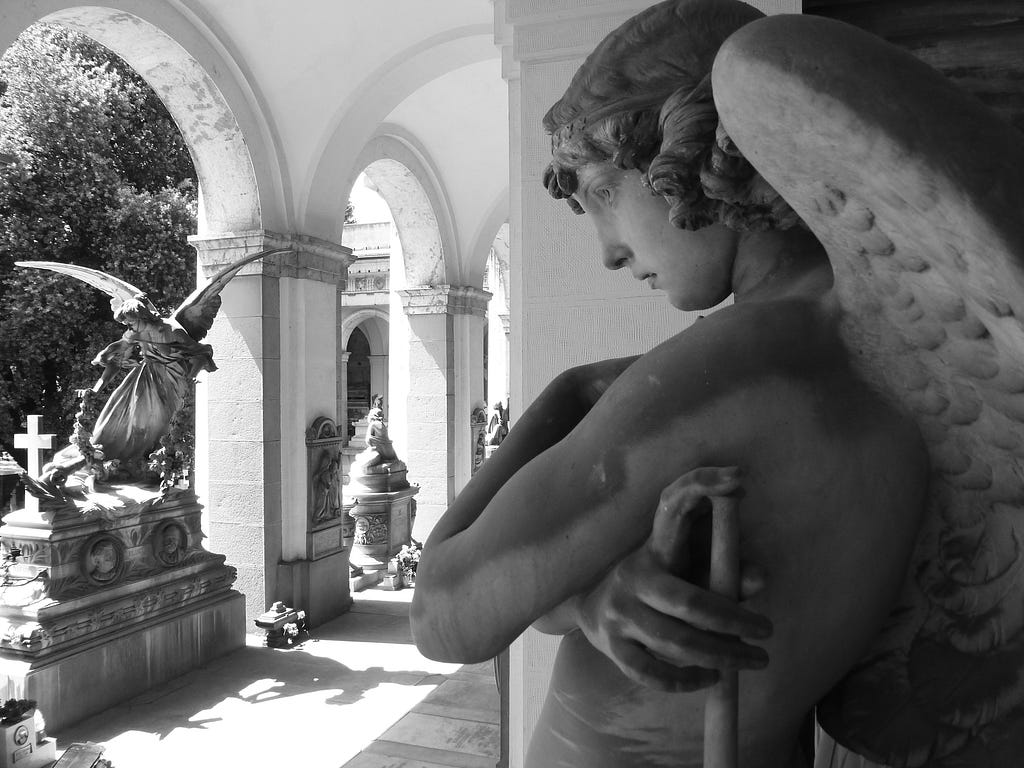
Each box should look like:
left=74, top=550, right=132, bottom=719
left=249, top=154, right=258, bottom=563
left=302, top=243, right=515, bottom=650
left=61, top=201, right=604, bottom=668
left=0, top=2, right=282, bottom=235
left=342, top=311, right=390, bottom=433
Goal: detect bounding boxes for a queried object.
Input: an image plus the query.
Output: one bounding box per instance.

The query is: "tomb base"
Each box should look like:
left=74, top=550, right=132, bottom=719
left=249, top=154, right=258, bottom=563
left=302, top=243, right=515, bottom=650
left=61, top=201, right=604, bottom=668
left=0, top=589, right=243, bottom=731
left=347, top=486, right=418, bottom=571
left=0, top=484, right=245, bottom=730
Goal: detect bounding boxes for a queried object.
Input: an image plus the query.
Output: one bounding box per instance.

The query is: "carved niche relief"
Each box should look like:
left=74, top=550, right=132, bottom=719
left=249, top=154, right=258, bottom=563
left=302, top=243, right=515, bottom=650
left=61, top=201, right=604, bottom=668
left=306, top=417, right=345, bottom=528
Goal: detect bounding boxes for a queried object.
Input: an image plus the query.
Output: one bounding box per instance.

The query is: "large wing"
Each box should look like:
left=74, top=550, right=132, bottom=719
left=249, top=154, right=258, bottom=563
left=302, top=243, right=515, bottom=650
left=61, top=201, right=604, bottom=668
left=714, top=15, right=1024, bottom=768
left=14, top=261, right=156, bottom=317
left=172, top=248, right=289, bottom=341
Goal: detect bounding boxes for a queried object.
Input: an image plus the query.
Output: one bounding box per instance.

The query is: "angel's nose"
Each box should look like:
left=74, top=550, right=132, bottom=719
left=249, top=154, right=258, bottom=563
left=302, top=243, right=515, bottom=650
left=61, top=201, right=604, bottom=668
left=602, top=243, right=632, bottom=271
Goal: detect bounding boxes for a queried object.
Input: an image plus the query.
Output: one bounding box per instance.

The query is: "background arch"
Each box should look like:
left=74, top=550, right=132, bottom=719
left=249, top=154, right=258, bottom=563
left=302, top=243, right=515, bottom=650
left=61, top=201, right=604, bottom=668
left=352, top=128, right=458, bottom=287
left=342, top=308, right=390, bottom=353
left=302, top=26, right=495, bottom=241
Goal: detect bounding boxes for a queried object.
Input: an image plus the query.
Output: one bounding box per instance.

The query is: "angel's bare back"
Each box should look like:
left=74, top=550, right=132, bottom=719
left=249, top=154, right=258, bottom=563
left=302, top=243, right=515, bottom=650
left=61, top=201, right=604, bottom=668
left=511, top=297, right=928, bottom=767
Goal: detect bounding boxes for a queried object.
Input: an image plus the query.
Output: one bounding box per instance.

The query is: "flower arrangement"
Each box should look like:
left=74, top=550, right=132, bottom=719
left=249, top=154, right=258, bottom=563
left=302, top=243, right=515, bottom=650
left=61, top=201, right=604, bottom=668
left=395, top=542, right=421, bottom=574
left=0, top=698, right=35, bottom=725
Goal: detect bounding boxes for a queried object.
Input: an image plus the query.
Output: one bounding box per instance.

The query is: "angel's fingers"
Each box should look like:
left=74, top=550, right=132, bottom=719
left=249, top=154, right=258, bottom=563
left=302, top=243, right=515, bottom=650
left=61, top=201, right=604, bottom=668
left=611, top=641, right=721, bottom=693
left=648, top=466, right=742, bottom=571
left=640, top=573, right=772, bottom=640
left=621, top=601, right=769, bottom=670
left=662, top=466, right=742, bottom=503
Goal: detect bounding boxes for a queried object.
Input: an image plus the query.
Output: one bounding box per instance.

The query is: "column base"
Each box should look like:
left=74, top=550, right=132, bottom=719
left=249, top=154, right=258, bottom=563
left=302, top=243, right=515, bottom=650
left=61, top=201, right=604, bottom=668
left=276, top=548, right=353, bottom=628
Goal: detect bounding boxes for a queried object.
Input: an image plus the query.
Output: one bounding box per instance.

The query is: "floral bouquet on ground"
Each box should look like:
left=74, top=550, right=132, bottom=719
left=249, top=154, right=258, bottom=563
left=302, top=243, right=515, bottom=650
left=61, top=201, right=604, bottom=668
left=395, top=541, right=421, bottom=586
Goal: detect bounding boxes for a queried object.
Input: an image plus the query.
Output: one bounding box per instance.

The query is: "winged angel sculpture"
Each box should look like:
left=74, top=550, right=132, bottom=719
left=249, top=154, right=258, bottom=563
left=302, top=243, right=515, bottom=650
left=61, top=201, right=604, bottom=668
left=409, top=2, right=1024, bottom=767
left=717, top=17, right=1024, bottom=768
left=17, top=248, right=285, bottom=495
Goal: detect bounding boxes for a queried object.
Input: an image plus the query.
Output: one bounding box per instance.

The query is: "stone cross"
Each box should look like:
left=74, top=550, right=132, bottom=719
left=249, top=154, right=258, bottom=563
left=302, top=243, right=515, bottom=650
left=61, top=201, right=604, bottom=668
left=14, top=416, right=55, bottom=515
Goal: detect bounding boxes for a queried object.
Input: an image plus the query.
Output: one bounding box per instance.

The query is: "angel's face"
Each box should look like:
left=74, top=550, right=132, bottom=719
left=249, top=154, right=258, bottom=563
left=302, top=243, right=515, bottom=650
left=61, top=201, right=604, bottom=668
left=572, top=165, right=739, bottom=311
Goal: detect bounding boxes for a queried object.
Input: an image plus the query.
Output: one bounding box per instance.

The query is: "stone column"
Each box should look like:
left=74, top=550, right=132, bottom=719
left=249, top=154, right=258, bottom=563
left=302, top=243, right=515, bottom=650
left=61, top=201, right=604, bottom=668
left=189, top=230, right=352, bottom=629
left=499, top=0, right=800, bottom=763
left=397, top=285, right=490, bottom=540
left=368, top=353, right=389, bottom=417
left=338, top=351, right=351, bottom=434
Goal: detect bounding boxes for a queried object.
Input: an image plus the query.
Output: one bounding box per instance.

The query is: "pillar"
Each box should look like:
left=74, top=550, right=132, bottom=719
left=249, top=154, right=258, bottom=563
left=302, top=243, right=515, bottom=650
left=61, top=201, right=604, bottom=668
left=190, top=230, right=352, bottom=629
left=397, top=285, right=489, bottom=541
left=338, top=351, right=351, bottom=433
left=368, top=353, right=389, bottom=417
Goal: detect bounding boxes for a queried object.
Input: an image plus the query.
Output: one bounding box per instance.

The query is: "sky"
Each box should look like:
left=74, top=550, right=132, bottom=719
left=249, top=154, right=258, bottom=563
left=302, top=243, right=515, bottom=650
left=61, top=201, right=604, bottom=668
left=348, top=173, right=393, bottom=224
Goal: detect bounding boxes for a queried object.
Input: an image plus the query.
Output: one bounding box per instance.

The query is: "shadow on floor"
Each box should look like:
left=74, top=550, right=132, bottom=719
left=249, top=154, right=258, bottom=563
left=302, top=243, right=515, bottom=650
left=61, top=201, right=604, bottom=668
left=50, top=590, right=490, bottom=768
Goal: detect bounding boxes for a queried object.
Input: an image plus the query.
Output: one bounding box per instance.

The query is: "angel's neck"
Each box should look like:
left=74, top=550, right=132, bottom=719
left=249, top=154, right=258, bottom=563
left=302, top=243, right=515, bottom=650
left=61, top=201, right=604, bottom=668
left=731, top=227, right=832, bottom=305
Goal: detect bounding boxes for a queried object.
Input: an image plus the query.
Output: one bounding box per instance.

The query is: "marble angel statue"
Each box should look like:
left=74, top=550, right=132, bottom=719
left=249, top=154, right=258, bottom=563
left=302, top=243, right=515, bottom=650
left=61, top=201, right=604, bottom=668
left=18, top=248, right=286, bottom=494
left=411, top=1, right=1024, bottom=766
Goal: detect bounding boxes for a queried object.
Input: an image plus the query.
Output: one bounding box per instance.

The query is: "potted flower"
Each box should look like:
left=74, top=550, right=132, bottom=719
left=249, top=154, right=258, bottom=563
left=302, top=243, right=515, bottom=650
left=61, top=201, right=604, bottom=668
left=0, top=698, right=35, bottom=727
left=0, top=698, right=37, bottom=767
left=395, top=542, right=421, bottom=588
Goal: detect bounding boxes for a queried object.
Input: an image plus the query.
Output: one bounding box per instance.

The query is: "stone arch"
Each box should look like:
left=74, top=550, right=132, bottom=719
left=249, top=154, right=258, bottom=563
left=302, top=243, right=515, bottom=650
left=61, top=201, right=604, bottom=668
left=351, top=128, right=458, bottom=288
left=487, top=222, right=511, bottom=317
left=342, top=308, right=389, bottom=354
left=302, top=26, right=496, bottom=241
left=466, top=189, right=510, bottom=289
left=0, top=2, right=285, bottom=234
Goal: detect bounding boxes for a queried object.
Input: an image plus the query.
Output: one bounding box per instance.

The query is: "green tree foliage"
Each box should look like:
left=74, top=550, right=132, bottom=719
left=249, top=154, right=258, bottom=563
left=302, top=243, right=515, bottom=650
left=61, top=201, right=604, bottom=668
left=0, top=24, right=197, bottom=452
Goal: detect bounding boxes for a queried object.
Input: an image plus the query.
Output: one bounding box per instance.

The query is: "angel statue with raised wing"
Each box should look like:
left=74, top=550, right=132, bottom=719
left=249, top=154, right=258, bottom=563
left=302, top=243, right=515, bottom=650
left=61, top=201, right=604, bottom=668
left=18, top=248, right=286, bottom=496
left=411, top=1, right=1024, bottom=766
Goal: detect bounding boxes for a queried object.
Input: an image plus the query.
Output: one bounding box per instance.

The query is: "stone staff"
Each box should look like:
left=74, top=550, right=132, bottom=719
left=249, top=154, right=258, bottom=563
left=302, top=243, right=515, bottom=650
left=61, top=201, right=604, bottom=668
left=704, top=494, right=740, bottom=768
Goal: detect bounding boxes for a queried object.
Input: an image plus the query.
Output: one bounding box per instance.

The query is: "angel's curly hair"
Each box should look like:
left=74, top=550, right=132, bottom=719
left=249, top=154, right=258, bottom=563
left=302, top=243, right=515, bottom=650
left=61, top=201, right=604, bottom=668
left=114, top=297, right=158, bottom=325
left=543, top=0, right=800, bottom=232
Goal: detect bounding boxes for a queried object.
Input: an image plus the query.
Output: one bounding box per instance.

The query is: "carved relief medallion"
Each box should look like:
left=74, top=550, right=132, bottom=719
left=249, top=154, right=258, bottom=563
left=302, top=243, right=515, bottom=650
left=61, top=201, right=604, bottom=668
left=153, top=521, right=188, bottom=566
left=81, top=534, right=126, bottom=586
left=353, top=513, right=389, bottom=546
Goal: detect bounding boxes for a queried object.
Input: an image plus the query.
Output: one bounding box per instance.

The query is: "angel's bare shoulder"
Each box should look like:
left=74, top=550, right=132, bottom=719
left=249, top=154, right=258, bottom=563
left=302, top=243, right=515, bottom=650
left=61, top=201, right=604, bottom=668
left=568, top=294, right=925, bottom=514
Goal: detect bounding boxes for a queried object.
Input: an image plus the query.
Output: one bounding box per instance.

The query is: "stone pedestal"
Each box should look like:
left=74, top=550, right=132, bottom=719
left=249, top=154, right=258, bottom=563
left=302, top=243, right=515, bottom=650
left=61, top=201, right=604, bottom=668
left=343, top=414, right=418, bottom=572
left=347, top=487, right=418, bottom=572
left=0, top=484, right=244, bottom=730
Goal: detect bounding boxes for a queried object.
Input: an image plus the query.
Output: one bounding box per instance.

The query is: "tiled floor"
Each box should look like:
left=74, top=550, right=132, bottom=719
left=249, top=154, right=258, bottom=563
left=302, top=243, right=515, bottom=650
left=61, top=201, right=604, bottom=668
left=52, top=588, right=501, bottom=768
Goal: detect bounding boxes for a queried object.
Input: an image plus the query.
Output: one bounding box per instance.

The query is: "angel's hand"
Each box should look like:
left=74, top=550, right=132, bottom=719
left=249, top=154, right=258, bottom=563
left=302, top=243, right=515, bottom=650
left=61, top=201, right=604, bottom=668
left=573, top=467, right=772, bottom=692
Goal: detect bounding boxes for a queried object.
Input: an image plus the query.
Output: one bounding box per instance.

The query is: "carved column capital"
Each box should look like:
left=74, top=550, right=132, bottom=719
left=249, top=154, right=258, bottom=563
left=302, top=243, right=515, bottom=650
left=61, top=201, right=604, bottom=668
left=189, top=230, right=353, bottom=286
left=399, top=285, right=492, bottom=317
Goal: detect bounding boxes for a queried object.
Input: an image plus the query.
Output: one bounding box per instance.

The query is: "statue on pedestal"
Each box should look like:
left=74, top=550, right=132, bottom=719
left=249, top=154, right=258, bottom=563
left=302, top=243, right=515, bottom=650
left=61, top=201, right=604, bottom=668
left=0, top=249, right=284, bottom=730
left=485, top=401, right=509, bottom=448
left=412, top=1, right=1024, bottom=766
left=344, top=404, right=418, bottom=572
left=16, top=249, right=286, bottom=497
left=360, top=406, right=399, bottom=470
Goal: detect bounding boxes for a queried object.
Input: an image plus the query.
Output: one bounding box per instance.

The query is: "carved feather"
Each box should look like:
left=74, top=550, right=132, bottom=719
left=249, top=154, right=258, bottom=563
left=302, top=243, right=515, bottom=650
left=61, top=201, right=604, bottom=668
left=14, top=261, right=158, bottom=317
left=171, top=248, right=288, bottom=341
left=714, top=14, right=1024, bottom=767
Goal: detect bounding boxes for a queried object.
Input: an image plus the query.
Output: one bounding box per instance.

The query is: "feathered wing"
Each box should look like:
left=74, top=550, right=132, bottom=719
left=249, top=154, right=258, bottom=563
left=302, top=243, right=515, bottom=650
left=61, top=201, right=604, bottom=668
left=172, top=248, right=289, bottom=341
left=14, top=261, right=157, bottom=317
left=714, top=15, right=1024, bottom=768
